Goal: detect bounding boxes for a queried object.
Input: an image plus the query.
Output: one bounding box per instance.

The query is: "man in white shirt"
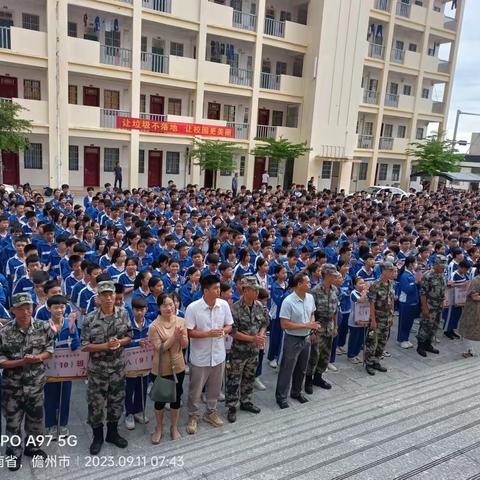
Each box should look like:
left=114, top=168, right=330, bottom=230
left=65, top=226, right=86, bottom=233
left=185, top=274, right=233, bottom=435
left=261, top=171, right=269, bottom=186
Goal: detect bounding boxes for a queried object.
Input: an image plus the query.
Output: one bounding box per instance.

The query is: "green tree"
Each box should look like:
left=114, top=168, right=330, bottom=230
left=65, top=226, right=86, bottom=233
left=189, top=139, right=243, bottom=188
left=0, top=100, right=32, bottom=184
left=251, top=137, right=311, bottom=189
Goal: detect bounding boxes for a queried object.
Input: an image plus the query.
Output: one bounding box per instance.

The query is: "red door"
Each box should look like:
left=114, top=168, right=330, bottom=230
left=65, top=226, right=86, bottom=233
left=253, top=157, right=266, bottom=190
left=0, top=76, right=18, bottom=98
left=2, top=151, right=19, bottom=185
left=84, top=146, right=100, bottom=187
left=258, top=108, right=270, bottom=125
left=150, top=95, right=164, bottom=115
left=148, top=151, right=162, bottom=188
left=83, top=87, right=100, bottom=107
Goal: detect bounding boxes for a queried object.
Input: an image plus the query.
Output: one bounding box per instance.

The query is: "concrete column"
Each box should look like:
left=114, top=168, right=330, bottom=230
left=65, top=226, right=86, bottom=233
left=338, top=159, right=353, bottom=192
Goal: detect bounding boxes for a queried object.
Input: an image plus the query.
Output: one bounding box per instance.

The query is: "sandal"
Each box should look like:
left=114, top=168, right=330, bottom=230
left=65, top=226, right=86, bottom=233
left=462, top=351, right=474, bottom=358
left=349, top=357, right=362, bottom=364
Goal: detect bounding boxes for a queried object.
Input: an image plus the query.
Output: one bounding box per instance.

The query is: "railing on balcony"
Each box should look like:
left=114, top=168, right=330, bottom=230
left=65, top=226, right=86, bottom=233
left=368, top=43, right=385, bottom=60
left=0, top=26, right=11, bottom=49
left=0, top=97, right=13, bottom=105
left=233, top=11, right=257, bottom=31
left=140, top=112, right=167, bottom=122
left=390, top=48, right=405, bottom=64
left=444, top=16, right=457, bottom=31
left=142, top=0, right=172, bottom=13
left=379, top=137, right=394, bottom=150
left=438, top=60, right=450, bottom=73
left=101, top=109, right=131, bottom=128
left=227, top=122, right=249, bottom=140
left=363, top=90, right=378, bottom=105
left=385, top=93, right=399, bottom=108
left=264, top=17, right=285, bottom=37
left=432, top=102, right=445, bottom=114
left=396, top=1, right=411, bottom=18
left=256, top=125, right=277, bottom=138
left=374, top=0, right=390, bottom=11
left=260, top=72, right=281, bottom=90
left=117, top=0, right=133, bottom=3
left=358, top=135, right=374, bottom=149
left=141, top=52, right=169, bottom=74
left=100, top=45, right=132, bottom=68
left=229, top=67, right=253, bottom=87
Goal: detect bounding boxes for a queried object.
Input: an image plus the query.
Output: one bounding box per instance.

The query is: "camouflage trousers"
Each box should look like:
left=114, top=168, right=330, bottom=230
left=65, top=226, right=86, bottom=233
left=225, top=349, right=258, bottom=408
left=307, top=333, right=333, bottom=377
left=1, top=380, right=44, bottom=456
left=87, top=368, right=126, bottom=428
left=365, top=317, right=390, bottom=366
left=417, top=308, right=442, bottom=345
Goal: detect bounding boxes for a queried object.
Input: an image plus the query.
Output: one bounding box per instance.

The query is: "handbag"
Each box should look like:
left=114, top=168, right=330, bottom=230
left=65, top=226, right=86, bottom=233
left=149, top=342, right=178, bottom=404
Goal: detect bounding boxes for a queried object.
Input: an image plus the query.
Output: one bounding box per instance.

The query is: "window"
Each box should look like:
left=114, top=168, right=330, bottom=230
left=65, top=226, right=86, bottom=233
left=422, top=88, right=429, bottom=99
left=358, top=162, right=368, bottom=181
left=268, top=159, right=279, bottom=178
left=397, top=125, right=407, bottom=138
left=392, top=164, right=401, bottom=181
left=321, top=161, right=332, bottom=179
left=24, top=143, right=42, bottom=169
left=408, top=43, right=417, bottom=52
left=239, top=156, right=246, bottom=176
left=363, top=121, right=374, bottom=136
left=68, top=85, right=77, bottom=104
left=170, top=42, right=184, bottom=57
left=416, top=127, right=425, bottom=140
left=104, top=147, right=119, bottom=172
left=276, top=62, right=287, bottom=75
left=68, top=22, right=77, bottom=37
left=22, top=13, right=39, bottom=31
left=141, top=36, right=147, bottom=53
left=382, top=124, right=393, bottom=137
left=24, top=80, right=41, bottom=100
left=223, top=105, right=236, bottom=122
left=139, top=150, right=145, bottom=174
left=166, top=152, right=180, bottom=174
left=368, top=79, right=378, bottom=92
left=168, top=98, right=182, bottom=116
left=403, top=85, right=412, bottom=96
left=272, top=111, right=284, bottom=127
left=140, top=94, right=146, bottom=113
left=378, top=163, right=388, bottom=181
left=105, top=31, right=120, bottom=48
left=104, top=90, right=120, bottom=110
left=69, top=145, right=79, bottom=171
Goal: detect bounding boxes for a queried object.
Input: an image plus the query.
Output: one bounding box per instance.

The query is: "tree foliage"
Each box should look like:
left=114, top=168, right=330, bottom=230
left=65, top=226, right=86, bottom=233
left=251, top=136, right=311, bottom=162
left=0, top=100, right=32, bottom=153
left=189, top=139, right=243, bottom=173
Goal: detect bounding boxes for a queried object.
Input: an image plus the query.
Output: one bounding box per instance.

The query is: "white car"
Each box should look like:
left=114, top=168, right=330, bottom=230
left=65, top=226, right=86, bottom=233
left=364, top=186, right=414, bottom=198
left=1, top=184, right=14, bottom=194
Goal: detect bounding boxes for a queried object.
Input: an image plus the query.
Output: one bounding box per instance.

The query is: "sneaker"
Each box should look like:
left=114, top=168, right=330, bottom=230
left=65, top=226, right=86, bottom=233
left=400, top=341, right=411, bottom=349
left=407, top=341, right=414, bottom=348
left=59, top=426, right=70, bottom=437
left=434, top=336, right=441, bottom=344
left=218, top=392, right=225, bottom=402
left=203, top=411, right=224, bottom=428
left=125, top=414, right=135, bottom=430
left=185, top=364, right=190, bottom=375
left=336, top=347, right=347, bottom=355
left=383, top=351, right=391, bottom=358
left=269, top=359, right=278, bottom=369
left=186, top=416, right=197, bottom=435
left=201, top=392, right=207, bottom=403
left=134, top=413, right=149, bottom=424
left=45, top=426, right=58, bottom=440
left=254, top=378, right=267, bottom=391
left=327, top=363, right=338, bottom=372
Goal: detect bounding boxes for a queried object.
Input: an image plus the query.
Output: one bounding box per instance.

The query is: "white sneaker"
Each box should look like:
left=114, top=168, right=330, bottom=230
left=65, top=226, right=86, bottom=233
left=434, top=336, right=441, bottom=344
left=201, top=392, right=207, bottom=403
left=400, top=341, right=411, bottom=349
left=254, top=378, right=266, bottom=390
left=406, top=341, right=414, bottom=348
left=185, top=364, right=190, bottom=375
left=327, top=363, right=338, bottom=372
left=45, top=426, right=58, bottom=440
left=383, top=351, right=391, bottom=358
left=125, top=414, right=135, bottom=430
left=134, top=413, right=149, bottom=424
left=59, top=426, right=69, bottom=436
left=218, top=392, right=225, bottom=402
left=269, top=359, right=278, bottom=369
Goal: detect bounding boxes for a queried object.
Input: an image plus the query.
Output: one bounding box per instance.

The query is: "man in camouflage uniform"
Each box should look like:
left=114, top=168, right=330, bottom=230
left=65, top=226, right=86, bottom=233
left=417, top=255, right=448, bottom=357
left=365, top=262, right=397, bottom=376
left=226, top=277, right=268, bottom=423
left=81, top=281, right=132, bottom=455
left=306, top=264, right=340, bottom=393
left=0, top=293, right=54, bottom=471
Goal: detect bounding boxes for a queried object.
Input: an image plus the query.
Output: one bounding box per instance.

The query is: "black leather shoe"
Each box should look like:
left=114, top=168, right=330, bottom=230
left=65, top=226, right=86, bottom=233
left=312, top=372, right=324, bottom=386
left=444, top=332, right=455, bottom=340
left=227, top=407, right=237, bottom=423
left=277, top=400, right=290, bottom=409
left=240, top=403, right=261, bottom=414
left=24, top=447, right=47, bottom=459
left=425, top=344, right=439, bottom=354
left=365, top=364, right=376, bottom=375
left=105, top=422, right=128, bottom=449
left=417, top=345, right=427, bottom=357
left=304, top=375, right=313, bottom=394
left=290, top=394, right=309, bottom=404
left=5, top=450, right=21, bottom=471
left=90, top=425, right=104, bottom=455
left=372, top=362, right=387, bottom=372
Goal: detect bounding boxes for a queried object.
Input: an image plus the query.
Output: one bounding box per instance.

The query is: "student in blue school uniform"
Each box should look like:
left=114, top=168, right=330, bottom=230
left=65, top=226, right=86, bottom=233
left=117, top=257, right=138, bottom=296
left=335, top=260, right=353, bottom=357
left=397, top=256, right=421, bottom=349
left=347, top=277, right=370, bottom=364
left=179, top=267, right=202, bottom=310
left=44, top=294, right=80, bottom=437
left=106, top=248, right=127, bottom=281
left=163, top=259, right=184, bottom=294
left=254, top=287, right=270, bottom=391
left=124, top=296, right=151, bottom=431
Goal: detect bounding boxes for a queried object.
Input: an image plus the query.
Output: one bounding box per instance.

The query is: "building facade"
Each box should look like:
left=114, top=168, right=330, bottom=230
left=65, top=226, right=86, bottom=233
left=0, top=0, right=464, bottom=192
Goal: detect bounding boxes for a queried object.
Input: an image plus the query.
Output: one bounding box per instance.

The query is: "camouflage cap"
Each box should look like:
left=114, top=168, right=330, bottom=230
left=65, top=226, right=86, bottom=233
left=12, top=292, right=33, bottom=307
left=434, top=255, right=448, bottom=266
left=241, top=276, right=260, bottom=290
left=380, top=261, right=397, bottom=271
left=97, top=280, right=116, bottom=294
left=321, top=263, right=341, bottom=277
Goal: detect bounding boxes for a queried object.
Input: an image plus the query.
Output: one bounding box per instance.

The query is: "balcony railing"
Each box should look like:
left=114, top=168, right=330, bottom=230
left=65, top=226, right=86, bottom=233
left=141, top=52, right=169, bottom=74
left=0, top=26, right=11, bottom=49
left=264, top=17, right=285, bottom=37
left=101, top=109, right=131, bottom=128
left=0, top=97, right=13, bottom=103
left=396, top=1, right=411, bottom=18
left=140, top=112, right=167, bottom=122
left=438, top=60, right=450, bottom=73
left=227, top=122, right=249, bottom=139
left=390, top=48, right=405, bottom=64
left=385, top=93, right=399, bottom=107
left=233, top=11, right=257, bottom=31
left=363, top=90, right=378, bottom=105
left=257, top=125, right=277, bottom=138
left=368, top=43, right=385, bottom=59
left=260, top=72, right=281, bottom=90
left=358, top=135, right=374, bottom=149
left=100, top=45, right=132, bottom=68
left=374, top=0, right=390, bottom=11
left=379, top=137, right=394, bottom=150
left=117, top=0, right=133, bottom=3
left=142, top=0, right=172, bottom=13
left=229, top=67, right=253, bottom=87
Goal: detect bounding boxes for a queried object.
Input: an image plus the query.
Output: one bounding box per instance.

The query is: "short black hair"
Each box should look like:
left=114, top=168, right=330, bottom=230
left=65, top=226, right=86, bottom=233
left=132, top=296, right=148, bottom=309
left=47, top=294, right=68, bottom=307
left=200, top=274, right=220, bottom=291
